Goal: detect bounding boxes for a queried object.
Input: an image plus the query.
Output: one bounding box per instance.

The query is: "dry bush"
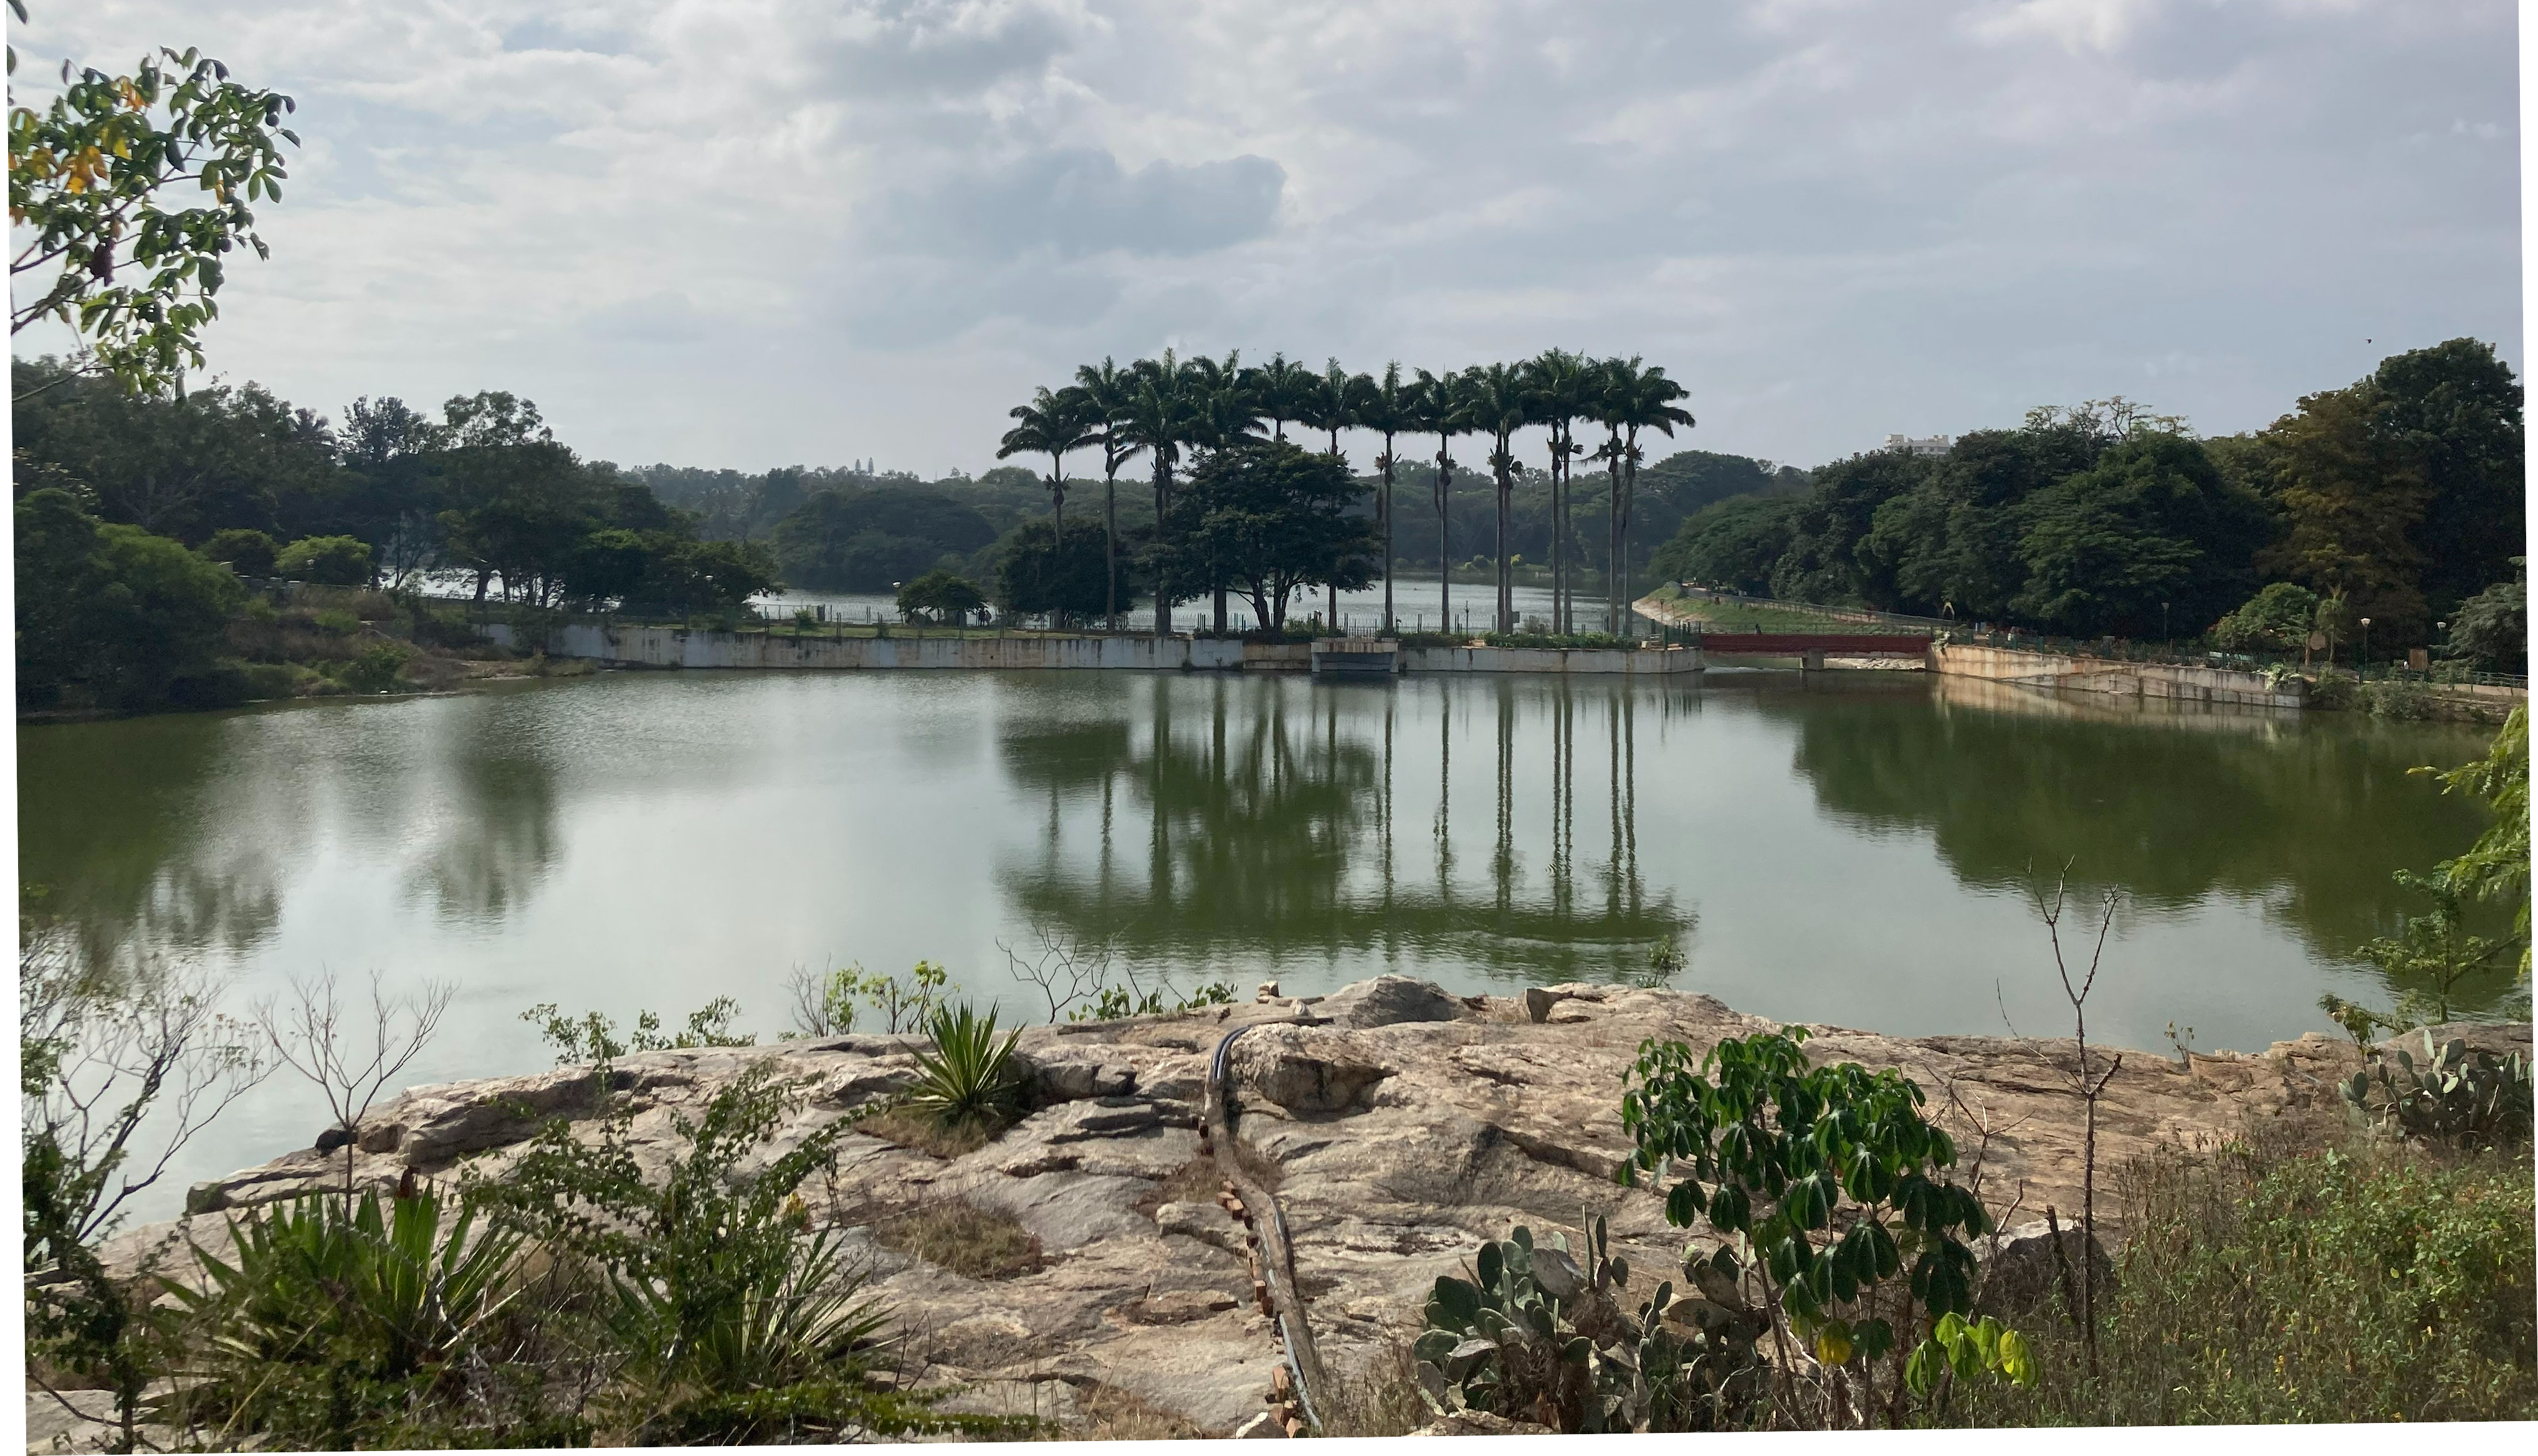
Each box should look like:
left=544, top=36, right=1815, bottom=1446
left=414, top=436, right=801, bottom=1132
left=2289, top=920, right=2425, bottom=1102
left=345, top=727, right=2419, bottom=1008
left=1317, top=1335, right=1428, bottom=1437
left=861, top=1105, right=993, bottom=1159
left=874, top=1200, right=1042, bottom=1280
left=1059, top=1381, right=1207, bottom=1440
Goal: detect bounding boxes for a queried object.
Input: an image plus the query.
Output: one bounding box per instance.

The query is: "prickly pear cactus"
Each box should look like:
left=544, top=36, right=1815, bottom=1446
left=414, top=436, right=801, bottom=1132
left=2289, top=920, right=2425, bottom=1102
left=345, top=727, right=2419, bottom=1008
left=1413, top=1217, right=1770, bottom=1433
left=2340, top=1029, right=2532, bottom=1147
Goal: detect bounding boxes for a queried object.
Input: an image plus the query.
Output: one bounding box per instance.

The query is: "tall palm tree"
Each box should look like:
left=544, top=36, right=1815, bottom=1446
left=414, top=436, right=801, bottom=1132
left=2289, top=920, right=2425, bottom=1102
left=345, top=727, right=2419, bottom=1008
left=1119, top=352, right=1198, bottom=636
left=1296, top=358, right=1372, bottom=628
left=1353, top=363, right=1415, bottom=634
left=1524, top=349, right=1593, bottom=634
left=1466, top=361, right=1532, bottom=634
left=1073, top=357, right=1147, bottom=630
left=1180, top=352, right=1261, bottom=632
left=997, top=384, right=1100, bottom=546
left=1595, top=357, right=1696, bottom=632
left=1241, top=352, right=1315, bottom=443
left=1411, top=368, right=1473, bottom=635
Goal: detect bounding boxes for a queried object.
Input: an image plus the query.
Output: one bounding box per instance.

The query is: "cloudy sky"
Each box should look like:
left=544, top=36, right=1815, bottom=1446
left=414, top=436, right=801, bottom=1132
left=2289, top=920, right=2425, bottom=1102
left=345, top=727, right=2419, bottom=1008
left=11, top=0, right=2522, bottom=475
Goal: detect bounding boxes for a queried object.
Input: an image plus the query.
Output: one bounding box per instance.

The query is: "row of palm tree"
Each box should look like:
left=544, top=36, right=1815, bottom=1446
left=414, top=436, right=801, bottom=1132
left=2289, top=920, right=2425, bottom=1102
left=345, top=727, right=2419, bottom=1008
left=996, top=350, right=1693, bottom=635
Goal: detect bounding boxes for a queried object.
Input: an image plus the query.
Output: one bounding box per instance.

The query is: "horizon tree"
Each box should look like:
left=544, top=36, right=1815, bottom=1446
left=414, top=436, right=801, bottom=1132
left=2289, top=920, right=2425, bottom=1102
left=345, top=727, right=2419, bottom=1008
left=1074, top=356, right=1148, bottom=629
left=1466, top=361, right=1532, bottom=634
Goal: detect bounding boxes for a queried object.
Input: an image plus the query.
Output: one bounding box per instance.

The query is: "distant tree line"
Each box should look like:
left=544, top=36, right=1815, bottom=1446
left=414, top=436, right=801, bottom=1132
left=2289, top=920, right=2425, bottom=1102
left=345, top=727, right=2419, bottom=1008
left=12, top=356, right=776, bottom=614
left=1651, top=339, right=2526, bottom=669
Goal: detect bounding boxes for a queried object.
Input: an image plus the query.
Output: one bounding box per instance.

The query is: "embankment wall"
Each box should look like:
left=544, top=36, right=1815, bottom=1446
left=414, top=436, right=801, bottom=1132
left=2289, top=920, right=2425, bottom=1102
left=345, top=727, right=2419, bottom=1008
left=1930, top=643, right=2309, bottom=710
left=482, top=624, right=1706, bottom=676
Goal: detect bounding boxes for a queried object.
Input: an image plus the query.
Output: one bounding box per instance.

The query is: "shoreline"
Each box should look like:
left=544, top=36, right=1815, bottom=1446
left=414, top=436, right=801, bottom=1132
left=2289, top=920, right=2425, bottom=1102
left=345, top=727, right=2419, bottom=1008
left=98, top=977, right=2532, bottom=1436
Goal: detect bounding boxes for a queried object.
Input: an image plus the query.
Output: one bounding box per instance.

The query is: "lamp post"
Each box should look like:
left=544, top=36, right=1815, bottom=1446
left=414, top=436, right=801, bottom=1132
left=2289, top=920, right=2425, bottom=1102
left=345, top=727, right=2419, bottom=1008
left=2360, top=616, right=2371, bottom=677
left=2161, top=600, right=2170, bottom=647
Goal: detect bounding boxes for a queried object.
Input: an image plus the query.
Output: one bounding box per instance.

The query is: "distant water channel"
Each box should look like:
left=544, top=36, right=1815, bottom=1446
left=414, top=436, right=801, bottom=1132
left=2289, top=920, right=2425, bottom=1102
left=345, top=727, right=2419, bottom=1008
left=17, top=668, right=2507, bottom=1217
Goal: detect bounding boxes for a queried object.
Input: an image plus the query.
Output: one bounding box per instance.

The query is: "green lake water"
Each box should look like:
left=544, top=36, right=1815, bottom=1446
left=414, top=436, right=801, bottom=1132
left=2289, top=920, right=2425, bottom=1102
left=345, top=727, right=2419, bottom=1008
left=16, top=667, right=2510, bottom=1217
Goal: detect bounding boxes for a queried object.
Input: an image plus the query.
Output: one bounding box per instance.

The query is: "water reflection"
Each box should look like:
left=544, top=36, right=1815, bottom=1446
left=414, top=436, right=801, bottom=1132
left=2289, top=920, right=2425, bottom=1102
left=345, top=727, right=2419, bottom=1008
left=996, top=675, right=1691, bottom=983
left=1758, top=672, right=2508, bottom=1011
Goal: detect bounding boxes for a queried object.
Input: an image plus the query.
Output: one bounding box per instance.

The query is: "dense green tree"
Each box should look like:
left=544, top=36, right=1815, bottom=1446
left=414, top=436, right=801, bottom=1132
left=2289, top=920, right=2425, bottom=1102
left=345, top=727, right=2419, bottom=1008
left=14, top=487, right=241, bottom=710
left=2011, top=432, right=2266, bottom=639
left=993, top=518, right=1116, bottom=621
left=768, top=486, right=996, bottom=592
left=1649, top=493, right=1803, bottom=596
left=897, top=569, right=985, bottom=625
left=1771, top=449, right=1931, bottom=608
left=2441, top=561, right=2526, bottom=673
left=10, top=358, right=338, bottom=541
left=201, top=526, right=276, bottom=576
left=1863, top=431, right=2062, bottom=620
left=2210, top=582, right=2322, bottom=652
left=1156, top=441, right=1378, bottom=630
left=2253, top=383, right=2433, bottom=639
left=275, top=534, right=371, bottom=586
left=2370, top=339, right=2524, bottom=620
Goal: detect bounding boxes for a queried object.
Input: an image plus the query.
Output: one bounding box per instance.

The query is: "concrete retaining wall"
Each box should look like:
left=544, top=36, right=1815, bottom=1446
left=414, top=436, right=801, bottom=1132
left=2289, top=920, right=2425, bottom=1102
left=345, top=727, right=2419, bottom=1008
left=1399, top=645, right=1706, bottom=675
left=1932, top=642, right=2308, bottom=710
left=482, top=624, right=1704, bottom=675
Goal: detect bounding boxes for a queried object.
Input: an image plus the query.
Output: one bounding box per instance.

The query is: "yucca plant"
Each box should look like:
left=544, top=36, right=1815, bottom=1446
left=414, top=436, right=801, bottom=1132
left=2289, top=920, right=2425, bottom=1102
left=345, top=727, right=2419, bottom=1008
left=908, top=1003, right=1024, bottom=1134
left=166, top=1184, right=524, bottom=1441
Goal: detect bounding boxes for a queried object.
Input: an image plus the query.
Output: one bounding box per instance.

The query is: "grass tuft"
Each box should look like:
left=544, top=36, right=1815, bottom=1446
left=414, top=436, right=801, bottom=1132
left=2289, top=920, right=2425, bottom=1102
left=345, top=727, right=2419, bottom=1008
left=874, top=1199, right=1043, bottom=1280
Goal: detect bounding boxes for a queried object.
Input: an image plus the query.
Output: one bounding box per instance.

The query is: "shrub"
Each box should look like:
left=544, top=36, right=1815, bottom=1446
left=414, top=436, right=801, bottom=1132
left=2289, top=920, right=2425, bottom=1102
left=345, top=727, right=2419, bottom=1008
left=165, top=1186, right=525, bottom=1446
left=1946, top=1137, right=2538, bottom=1425
left=1619, top=1026, right=2028, bottom=1428
left=2209, top=582, right=2318, bottom=652
left=474, top=1055, right=1021, bottom=1443
left=203, top=527, right=279, bottom=577
left=335, top=642, right=413, bottom=693
left=310, top=607, right=360, bottom=635
left=276, top=535, right=374, bottom=586
left=2339, top=1029, right=2533, bottom=1150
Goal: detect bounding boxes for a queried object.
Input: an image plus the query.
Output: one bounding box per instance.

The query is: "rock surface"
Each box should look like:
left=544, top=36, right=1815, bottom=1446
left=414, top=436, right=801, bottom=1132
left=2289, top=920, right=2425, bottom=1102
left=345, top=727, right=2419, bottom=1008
left=85, top=981, right=2530, bottom=1439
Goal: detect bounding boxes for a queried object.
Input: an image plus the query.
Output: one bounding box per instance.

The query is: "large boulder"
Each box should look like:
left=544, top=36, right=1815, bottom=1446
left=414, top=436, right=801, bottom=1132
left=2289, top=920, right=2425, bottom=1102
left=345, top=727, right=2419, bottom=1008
left=1975, top=1218, right=2114, bottom=1321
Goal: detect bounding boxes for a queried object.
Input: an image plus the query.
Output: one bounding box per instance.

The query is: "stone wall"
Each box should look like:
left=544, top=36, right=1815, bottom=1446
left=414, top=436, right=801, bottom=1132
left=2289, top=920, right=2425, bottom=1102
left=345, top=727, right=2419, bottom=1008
left=1931, top=642, right=2310, bottom=710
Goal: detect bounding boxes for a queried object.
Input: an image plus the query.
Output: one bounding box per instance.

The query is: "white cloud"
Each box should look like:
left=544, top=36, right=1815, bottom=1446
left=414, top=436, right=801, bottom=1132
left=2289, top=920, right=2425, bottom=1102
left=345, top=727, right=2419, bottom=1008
left=7, top=0, right=2517, bottom=473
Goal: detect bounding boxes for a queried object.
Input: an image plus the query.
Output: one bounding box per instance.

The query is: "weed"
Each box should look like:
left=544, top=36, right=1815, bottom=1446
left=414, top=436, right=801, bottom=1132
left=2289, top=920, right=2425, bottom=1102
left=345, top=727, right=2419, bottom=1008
left=874, top=1200, right=1043, bottom=1280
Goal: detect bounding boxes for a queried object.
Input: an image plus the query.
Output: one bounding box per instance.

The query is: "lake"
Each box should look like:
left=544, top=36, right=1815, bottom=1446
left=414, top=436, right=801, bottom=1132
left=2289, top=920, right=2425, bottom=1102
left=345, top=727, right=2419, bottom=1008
left=17, top=665, right=2508, bottom=1218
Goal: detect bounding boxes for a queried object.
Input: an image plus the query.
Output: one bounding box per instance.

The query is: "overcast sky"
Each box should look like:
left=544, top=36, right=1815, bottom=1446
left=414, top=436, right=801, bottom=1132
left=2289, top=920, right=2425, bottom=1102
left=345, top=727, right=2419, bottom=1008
left=11, top=0, right=2522, bottom=476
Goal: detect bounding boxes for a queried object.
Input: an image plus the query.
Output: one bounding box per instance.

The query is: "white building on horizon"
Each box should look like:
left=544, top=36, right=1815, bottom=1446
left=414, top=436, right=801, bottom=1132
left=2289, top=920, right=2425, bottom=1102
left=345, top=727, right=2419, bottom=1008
left=1883, top=433, right=1953, bottom=457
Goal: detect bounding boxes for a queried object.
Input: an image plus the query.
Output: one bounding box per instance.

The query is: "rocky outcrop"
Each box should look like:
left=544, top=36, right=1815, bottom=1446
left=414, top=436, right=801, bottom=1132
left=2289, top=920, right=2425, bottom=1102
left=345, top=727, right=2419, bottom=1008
left=97, top=981, right=2529, bottom=1440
